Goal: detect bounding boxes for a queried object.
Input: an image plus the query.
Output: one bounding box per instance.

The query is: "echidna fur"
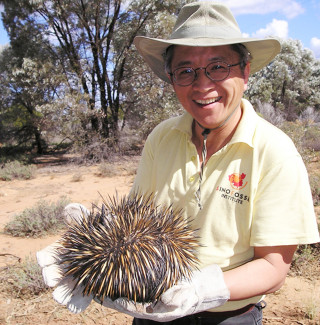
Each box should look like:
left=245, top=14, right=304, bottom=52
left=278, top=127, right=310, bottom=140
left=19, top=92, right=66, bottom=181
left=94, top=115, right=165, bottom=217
left=57, top=193, right=200, bottom=304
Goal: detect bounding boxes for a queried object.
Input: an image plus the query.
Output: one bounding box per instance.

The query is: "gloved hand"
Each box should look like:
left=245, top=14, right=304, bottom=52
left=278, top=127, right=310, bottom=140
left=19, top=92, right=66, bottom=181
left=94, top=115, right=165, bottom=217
left=36, top=203, right=93, bottom=314
left=96, top=264, right=230, bottom=322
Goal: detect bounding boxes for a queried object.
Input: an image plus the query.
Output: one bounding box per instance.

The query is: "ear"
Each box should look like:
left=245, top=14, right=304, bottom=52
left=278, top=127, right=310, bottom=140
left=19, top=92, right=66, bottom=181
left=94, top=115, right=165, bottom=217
left=167, top=73, right=174, bottom=85
left=243, top=62, right=250, bottom=91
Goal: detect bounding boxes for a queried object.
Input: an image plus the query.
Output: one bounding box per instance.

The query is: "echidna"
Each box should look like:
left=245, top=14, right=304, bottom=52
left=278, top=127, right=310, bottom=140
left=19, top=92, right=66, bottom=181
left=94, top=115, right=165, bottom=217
left=57, top=193, right=200, bottom=304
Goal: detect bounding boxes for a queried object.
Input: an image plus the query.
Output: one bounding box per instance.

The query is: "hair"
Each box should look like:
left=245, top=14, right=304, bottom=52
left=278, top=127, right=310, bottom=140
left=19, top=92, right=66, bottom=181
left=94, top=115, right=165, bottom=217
left=230, top=43, right=252, bottom=72
left=164, top=43, right=252, bottom=76
left=164, top=45, right=175, bottom=75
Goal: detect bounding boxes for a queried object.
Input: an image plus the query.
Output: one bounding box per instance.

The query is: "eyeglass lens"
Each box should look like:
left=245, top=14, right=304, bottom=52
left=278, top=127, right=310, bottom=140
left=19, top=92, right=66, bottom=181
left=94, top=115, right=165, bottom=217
left=173, top=61, right=232, bottom=86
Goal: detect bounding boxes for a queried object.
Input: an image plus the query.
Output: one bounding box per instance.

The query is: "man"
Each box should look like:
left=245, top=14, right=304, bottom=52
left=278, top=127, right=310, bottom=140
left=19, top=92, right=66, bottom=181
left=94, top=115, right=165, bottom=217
left=37, top=2, right=319, bottom=324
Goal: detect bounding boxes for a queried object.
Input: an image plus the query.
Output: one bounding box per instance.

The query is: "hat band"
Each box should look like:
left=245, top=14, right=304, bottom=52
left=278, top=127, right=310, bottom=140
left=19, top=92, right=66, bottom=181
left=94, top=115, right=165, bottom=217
left=169, top=26, right=242, bottom=40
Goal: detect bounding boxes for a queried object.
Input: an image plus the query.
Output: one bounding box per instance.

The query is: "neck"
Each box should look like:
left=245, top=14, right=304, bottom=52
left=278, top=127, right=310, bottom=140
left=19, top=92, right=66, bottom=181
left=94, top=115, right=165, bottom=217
left=196, top=103, right=240, bottom=135
left=192, top=104, right=242, bottom=159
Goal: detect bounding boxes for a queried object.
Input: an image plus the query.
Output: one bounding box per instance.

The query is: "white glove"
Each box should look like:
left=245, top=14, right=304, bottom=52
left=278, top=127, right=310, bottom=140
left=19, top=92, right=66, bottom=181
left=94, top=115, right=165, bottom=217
left=36, top=203, right=92, bottom=314
left=95, top=264, right=230, bottom=322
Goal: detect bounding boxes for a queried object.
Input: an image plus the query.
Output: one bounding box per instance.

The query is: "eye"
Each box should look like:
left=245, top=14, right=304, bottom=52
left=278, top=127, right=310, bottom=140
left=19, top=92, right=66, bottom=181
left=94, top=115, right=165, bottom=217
left=208, top=62, right=228, bottom=72
left=175, top=67, right=194, bottom=77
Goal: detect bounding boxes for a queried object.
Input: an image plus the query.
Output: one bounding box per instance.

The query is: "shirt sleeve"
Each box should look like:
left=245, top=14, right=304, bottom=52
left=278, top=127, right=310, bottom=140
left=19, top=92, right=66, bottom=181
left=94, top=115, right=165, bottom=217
left=251, top=154, right=319, bottom=246
left=130, top=130, right=157, bottom=198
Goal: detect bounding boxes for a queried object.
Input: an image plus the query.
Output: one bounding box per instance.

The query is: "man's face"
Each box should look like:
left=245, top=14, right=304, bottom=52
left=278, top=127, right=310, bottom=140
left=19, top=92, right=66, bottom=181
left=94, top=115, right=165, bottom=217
left=169, top=45, right=250, bottom=130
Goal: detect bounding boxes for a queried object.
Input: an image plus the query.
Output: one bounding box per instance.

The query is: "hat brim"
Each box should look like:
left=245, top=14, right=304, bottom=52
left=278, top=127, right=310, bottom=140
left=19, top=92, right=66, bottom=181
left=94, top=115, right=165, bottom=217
left=134, top=36, right=281, bottom=83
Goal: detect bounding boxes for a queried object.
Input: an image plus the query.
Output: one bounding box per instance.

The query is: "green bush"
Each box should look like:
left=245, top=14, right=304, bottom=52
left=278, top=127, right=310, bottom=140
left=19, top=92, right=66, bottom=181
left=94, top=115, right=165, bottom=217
left=0, top=256, right=48, bottom=298
left=0, top=160, right=36, bottom=181
left=4, top=197, right=70, bottom=238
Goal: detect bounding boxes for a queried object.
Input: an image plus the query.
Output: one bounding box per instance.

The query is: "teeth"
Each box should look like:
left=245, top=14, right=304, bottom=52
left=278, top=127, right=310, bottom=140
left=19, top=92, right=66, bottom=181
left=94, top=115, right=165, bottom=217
left=195, top=98, right=220, bottom=105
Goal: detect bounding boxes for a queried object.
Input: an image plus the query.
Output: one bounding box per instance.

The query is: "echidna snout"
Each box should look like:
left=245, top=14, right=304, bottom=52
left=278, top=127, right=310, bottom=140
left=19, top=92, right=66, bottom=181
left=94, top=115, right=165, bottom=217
left=58, top=193, right=200, bottom=304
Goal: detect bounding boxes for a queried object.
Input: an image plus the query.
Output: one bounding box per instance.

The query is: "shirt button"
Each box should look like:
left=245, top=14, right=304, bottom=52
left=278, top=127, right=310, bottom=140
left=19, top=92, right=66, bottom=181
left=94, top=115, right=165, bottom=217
left=189, top=176, right=195, bottom=182
left=191, top=156, right=196, bottom=162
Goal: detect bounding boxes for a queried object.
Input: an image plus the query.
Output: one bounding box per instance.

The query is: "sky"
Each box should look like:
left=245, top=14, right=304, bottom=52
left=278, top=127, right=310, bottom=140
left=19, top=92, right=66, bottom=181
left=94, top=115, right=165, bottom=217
left=0, top=0, right=320, bottom=58
left=223, top=0, right=320, bottom=58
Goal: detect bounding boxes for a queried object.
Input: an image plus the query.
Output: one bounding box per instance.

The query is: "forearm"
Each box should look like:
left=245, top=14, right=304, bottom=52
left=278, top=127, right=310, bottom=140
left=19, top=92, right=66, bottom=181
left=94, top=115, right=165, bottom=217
left=223, top=245, right=297, bottom=301
left=224, top=258, right=286, bottom=300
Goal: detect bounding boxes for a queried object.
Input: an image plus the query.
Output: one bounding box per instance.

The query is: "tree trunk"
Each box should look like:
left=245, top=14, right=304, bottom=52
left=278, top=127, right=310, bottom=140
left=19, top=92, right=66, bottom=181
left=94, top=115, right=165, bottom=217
left=34, top=127, right=45, bottom=154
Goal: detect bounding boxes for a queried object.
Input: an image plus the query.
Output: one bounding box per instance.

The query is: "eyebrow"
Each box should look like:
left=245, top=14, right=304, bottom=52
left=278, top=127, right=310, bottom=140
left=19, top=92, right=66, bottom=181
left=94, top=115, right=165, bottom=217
left=173, top=57, right=226, bottom=68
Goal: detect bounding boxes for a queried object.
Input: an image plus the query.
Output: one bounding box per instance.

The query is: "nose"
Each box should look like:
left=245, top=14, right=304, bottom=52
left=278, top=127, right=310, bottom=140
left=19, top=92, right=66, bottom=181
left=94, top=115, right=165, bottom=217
left=192, top=68, right=215, bottom=91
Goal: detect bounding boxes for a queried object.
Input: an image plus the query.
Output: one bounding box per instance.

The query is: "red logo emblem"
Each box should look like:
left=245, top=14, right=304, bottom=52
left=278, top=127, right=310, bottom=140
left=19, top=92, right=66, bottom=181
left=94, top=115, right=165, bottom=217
left=228, top=173, right=248, bottom=190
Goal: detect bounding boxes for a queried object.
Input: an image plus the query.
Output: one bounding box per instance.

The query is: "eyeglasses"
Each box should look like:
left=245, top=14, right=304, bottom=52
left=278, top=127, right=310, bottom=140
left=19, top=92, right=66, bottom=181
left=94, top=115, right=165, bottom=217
left=169, top=61, right=242, bottom=86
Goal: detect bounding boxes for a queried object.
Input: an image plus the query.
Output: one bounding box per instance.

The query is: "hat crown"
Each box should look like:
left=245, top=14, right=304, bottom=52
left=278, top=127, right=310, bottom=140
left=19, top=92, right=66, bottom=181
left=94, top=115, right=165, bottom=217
left=133, top=1, right=281, bottom=82
left=170, top=1, right=242, bottom=40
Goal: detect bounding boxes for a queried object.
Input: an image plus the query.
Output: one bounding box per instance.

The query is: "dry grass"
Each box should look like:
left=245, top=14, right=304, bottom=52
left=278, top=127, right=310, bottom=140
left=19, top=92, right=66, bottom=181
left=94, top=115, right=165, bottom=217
left=0, top=161, right=36, bottom=181
left=0, top=256, right=48, bottom=299
left=0, top=290, right=133, bottom=325
left=3, top=197, right=70, bottom=238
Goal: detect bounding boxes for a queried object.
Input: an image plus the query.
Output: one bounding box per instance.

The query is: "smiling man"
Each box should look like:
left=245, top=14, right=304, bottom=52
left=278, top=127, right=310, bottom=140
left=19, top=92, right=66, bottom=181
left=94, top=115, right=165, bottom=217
left=128, top=1, right=320, bottom=324
left=37, top=1, right=320, bottom=324
left=168, top=45, right=249, bottom=160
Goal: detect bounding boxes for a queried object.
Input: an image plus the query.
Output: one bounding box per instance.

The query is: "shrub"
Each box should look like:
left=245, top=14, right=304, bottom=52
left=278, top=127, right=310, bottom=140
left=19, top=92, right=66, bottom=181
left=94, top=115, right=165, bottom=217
left=0, top=256, right=48, bottom=298
left=303, top=125, right=320, bottom=152
left=256, top=101, right=285, bottom=126
left=95, top=162, right=119, bottom=177
left=290, top=243, right=320, bottom=279
left=71, top=129, right=143, bottom=164
left=71, top=172, right=84, bottom=182
left=71, top=134, right=120, bottom=164
left=299, top=106, right=320, bottom=124
left=4, top=197, right=70, bottom=238
left=0, top=160, right=36, bottom=181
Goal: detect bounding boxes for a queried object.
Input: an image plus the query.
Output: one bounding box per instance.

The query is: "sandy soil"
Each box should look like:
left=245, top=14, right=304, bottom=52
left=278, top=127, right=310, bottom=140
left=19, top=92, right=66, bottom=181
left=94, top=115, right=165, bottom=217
left=0, top=154, right=319, bottom=324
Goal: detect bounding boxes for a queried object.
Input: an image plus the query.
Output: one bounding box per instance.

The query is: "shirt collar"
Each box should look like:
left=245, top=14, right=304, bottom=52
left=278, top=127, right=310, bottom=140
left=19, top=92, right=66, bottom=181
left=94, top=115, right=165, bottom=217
left=172, top=98, right=258, bottom=148
left=173, top=111, right=194, bottom=138
left=229, top=98, right=258, bottom=148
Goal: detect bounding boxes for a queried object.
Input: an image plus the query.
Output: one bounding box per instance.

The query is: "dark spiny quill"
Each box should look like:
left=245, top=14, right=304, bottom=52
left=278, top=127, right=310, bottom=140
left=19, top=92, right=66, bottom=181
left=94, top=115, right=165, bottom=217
left=57, top=193, right=200, bottom=304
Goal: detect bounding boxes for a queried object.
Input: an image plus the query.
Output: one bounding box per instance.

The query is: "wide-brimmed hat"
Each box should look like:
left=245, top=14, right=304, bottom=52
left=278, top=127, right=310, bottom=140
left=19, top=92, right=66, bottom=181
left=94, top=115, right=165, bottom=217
left=134, top=1, right=281, bottom=83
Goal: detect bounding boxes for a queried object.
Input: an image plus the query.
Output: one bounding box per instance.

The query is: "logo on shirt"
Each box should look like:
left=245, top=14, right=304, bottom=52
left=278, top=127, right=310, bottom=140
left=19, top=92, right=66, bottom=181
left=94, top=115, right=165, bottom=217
left=228, top=173, right=248, bottom=190
left=216, top=172, right=250, bottom=204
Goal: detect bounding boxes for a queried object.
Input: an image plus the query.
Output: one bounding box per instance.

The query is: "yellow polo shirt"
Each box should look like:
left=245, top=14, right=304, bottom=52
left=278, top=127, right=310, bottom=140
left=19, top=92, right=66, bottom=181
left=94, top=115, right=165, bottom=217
left=131, top=98, right=320, bottom=311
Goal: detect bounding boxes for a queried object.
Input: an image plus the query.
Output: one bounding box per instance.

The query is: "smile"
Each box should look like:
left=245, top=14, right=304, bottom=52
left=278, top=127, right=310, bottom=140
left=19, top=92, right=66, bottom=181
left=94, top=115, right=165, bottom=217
left=195, top=97, right=221, bottom=105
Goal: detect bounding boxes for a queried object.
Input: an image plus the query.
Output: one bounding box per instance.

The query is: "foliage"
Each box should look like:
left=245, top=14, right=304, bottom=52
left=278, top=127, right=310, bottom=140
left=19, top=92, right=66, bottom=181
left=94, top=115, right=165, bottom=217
left=1, top=2, right=319, bottom=159
left=119, top=8, right=183, bottom=138
left=0, top=145, right=33, bottom=164
left=0, top=160, right=36, bottom=181
left=0, top=256, right=48, bottom=298
left=246, top=39, right=320, bottom=121
left=255, top=101, right=285, bottom=126
left=4, top=197, right=70, bottom=237
left=0, top=0, right=186, bottom=152
left=0, top=48, right=68, bottom=154
left=0, top=0, right=68, bottom=153
left=71, top=132, right=120, bottom=164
